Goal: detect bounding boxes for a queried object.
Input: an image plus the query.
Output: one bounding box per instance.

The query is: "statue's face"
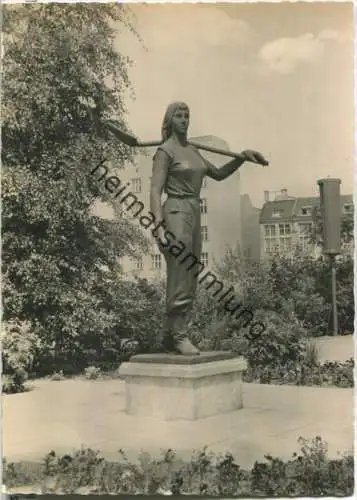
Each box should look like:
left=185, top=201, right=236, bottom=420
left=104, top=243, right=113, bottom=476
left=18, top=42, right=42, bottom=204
left=171, top=105, right=190, bottom=135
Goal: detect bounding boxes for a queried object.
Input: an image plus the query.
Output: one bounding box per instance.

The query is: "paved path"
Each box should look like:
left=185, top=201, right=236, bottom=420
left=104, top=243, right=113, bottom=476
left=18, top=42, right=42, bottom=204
left=313, top=334, right=354, bottom=363
left=3, top=378, right=353, bottom=469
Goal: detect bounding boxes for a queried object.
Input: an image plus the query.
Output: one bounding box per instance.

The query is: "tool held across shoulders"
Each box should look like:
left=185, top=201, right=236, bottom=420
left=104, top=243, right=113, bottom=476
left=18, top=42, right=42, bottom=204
left=104, top=120, right=269, bottom=166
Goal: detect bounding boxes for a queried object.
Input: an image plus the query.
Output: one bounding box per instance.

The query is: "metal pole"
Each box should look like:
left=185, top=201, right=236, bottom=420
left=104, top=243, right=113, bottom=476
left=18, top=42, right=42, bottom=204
left=330, top=255, right=338, bottom=336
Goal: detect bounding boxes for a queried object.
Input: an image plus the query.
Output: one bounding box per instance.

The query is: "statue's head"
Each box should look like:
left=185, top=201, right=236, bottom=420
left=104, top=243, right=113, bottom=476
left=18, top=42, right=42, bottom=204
left=161, top=102, right=190, bottom=141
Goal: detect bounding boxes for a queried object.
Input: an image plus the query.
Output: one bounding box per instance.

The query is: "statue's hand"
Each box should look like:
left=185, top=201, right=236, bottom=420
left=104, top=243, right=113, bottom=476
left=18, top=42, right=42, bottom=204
left=242, top=150, right=269, bottom=166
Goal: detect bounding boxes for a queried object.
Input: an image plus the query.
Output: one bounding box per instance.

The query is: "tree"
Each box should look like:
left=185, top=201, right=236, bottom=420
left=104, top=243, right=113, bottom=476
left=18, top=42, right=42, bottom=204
left=2, top=4, right=149, bottom=371
left=311, top=255, right=354, bottom=335
left=310, top=205, right=354, bottom=334
left=311, top=205, right=354, bottom=249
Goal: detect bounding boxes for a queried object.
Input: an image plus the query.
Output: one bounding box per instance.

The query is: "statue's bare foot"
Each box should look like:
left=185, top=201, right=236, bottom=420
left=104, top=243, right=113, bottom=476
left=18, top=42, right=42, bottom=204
left=175, top=338, right=200, bottom=355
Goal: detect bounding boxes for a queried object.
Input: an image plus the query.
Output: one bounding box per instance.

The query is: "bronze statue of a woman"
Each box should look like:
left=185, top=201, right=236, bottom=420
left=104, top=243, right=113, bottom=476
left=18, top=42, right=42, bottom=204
left=150, top=102, right=267, bottom=355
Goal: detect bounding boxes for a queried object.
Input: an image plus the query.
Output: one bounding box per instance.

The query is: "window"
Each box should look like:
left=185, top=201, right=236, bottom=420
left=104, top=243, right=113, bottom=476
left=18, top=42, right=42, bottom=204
left=272, top=208, right=282, bottom=218
left=201, top=226, right=208, bottom=241
left=201, top=252, right=208, bottom=267
left=264, top=224, right=276, bottom=237
left=344, top=204, right=353, bottom=214
left=265, top=239, right=278, bottom=255
left=301, top=206, right=312, bottom=216
left=200, top=198, right=207, bottom=215
left=278, top=223, right=292, bottom=252
left=202, top=178, right=207, bottom=189
left=151, top=254, right=161, bottom=269
left=279, top=238, right=292, bottom=251
left=131, top=178, right=142, bottom=193
left=133, top=257, right=143, bottom=270
left=298, top=223, right=312, bottom=251
left=279, top=223, right=291, bottom=236
left=264, top=224, right=278, bottom=255
left=299, top=223, right=312, bottom=235
left=121, top=194, right=143, bottom=218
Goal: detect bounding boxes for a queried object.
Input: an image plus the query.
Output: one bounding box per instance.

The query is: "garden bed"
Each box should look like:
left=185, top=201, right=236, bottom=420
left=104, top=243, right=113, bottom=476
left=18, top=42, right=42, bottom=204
left=243, top=359, right=354, bottom=388
left=4, top=357, right=353, bottom=395
left=3, top=437, right=353, bottom=496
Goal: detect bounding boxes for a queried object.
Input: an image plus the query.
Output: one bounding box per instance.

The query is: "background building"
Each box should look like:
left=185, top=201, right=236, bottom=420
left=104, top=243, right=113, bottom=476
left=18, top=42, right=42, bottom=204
left=259, top=189, right=353, bottom=260
left=240, top=194, right=261, bottom=261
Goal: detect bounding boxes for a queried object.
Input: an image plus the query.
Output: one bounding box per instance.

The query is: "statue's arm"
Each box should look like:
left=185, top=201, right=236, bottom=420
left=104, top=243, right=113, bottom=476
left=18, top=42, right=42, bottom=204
left=204, top=156, right=245, bottom=181
left=150, top=149, right=169, bottom=229
left=201, top=148, right=268, bottom=181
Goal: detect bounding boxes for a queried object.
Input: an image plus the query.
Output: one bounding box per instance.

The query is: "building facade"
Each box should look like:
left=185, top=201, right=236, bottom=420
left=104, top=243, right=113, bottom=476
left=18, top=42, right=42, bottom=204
left=259, top=189, right=353, bottom=260
left=240, top=194, right=261, bottom=261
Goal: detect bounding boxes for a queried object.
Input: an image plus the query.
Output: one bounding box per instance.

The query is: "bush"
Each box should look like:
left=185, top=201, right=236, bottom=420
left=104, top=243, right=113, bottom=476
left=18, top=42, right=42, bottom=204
left=250, top=436, right=354, bottom=496
left=192, top=318, right=230, bottom=352
left=1, top=320, right=42, bottom=393
left=2, top=375, right=24, bottom=395
left=50, top=371, right=65, bottom=381
left=192, top=307, right=354, bottom=388
left=119, top=277, right=165, bottom=354
left=84, top=276, right=165, bottom=364
left=22, top=276, right=165, bottom=377
left=84, top=366, right=101, bottom=380
left=243, top=356, right=354, bottom=388
left=3, top=437, right=354, bottom=496
left=299, top=358, right=354, bottom=387
left=267, top=255, right=330, bottom=336
left=214, top=247, right=352, bottom=337
left=238, top=310, right=307, bottom=372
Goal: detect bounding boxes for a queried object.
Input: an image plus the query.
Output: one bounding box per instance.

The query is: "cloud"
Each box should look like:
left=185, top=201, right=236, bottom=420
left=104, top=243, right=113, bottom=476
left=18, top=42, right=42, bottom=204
left=258, top=30, right=345, bottom=74
left=131, top=5, right=254, bottom=53
left=317, top=29, right=345, bottom=42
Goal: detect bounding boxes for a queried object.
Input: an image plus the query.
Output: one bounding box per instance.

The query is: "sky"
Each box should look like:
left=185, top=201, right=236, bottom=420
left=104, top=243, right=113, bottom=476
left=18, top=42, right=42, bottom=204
left=116, top=2, right=355, bottom=208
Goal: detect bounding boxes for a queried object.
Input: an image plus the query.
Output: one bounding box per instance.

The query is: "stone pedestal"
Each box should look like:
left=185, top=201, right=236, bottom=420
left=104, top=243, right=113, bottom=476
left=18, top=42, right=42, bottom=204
left=118, top=351, right=247, bottom=421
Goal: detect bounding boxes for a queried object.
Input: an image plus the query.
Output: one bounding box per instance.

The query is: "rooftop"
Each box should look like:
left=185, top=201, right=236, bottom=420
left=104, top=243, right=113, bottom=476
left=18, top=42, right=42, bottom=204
left=260, top=194, right=353, bottom=224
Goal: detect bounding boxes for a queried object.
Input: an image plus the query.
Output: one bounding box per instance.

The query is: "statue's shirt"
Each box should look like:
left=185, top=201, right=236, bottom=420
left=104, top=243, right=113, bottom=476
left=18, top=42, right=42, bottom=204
left=156, top=138, right=208, bottom=199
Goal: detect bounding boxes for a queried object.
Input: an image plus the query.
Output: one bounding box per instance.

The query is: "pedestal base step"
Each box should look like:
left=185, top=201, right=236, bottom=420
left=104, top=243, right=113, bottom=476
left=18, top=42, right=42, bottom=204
left=118, top=352, right=247, bottom=421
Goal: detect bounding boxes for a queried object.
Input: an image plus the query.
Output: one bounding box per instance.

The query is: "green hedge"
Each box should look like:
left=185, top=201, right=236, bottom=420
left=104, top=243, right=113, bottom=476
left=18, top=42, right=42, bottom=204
left=243, top=358, right=354, bottom=387
left=4, top=437, right=353, bottom=496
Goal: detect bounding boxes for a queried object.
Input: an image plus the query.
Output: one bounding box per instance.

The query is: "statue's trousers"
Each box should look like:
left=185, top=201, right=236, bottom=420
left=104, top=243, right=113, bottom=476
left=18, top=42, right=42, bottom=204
left=162, top=195, right=202, bottom=341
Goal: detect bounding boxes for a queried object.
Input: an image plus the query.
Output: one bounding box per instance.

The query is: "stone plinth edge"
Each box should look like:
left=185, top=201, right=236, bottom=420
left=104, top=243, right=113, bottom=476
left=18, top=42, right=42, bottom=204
left=129, top=350, right=236, bottom=365
left=119, top=356, right=247, bottom=379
